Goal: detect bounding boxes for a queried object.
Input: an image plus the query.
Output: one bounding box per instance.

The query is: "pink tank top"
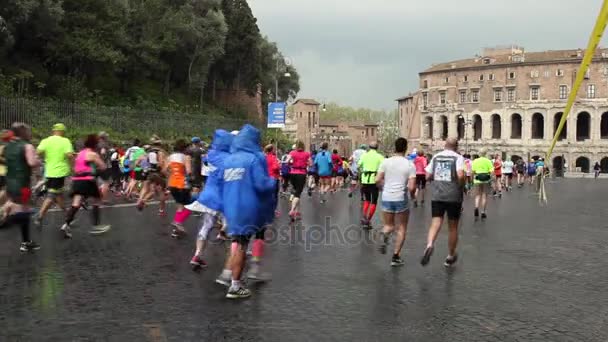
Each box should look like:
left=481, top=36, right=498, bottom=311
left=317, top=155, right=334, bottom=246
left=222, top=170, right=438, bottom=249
left=73, top=149, right=95, bottom=181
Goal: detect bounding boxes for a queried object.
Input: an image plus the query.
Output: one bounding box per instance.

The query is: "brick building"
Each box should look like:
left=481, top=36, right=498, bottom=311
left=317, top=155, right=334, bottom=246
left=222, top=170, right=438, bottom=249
left=397, top=46, right=608, bottom=173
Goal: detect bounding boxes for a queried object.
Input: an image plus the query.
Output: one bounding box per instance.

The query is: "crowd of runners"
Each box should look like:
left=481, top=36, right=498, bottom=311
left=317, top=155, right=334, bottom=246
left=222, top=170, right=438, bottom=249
left=0, top=121, right=551, bottom=299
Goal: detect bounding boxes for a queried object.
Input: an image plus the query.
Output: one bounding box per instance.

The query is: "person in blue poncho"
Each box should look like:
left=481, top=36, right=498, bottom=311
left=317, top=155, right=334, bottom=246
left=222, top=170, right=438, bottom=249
left=222, top=124, right=276, bottom=299
left=185, top=129, right=233, bottom=270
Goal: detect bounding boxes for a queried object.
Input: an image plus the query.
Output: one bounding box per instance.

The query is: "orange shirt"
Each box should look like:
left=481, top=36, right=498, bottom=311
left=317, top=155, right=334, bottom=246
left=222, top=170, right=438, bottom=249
left=167, top=153, right=187, bottom=189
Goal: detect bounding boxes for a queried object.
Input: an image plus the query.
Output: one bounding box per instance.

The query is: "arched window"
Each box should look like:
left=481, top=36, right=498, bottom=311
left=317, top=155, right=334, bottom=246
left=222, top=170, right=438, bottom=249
left=439, top=115, right=448, bottom=140
left=511, top=114, right=522, bottom=139
left=576, top=112, right=591, bottom=141
left=491, top=114, right=501, bottom=139
left=576, top=156, right=590, bottom=173
left=553, top=112, right=567, bottom=141
left=531, top=113, right=544, bottom=139
left=472, top=115, right=482, bottom=141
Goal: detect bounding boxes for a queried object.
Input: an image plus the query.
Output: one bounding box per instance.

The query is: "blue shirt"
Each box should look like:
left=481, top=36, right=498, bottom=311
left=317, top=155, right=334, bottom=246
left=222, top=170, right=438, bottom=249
left=314, top=150, right=333, bottom=176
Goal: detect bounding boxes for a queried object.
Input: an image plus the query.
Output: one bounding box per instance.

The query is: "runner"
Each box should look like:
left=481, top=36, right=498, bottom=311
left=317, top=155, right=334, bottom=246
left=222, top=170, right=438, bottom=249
left=0, top=129, right=11, bottom=215
left=341, top=157, right=350, bottom=189
left=594, top=161, right=601, bottom=179
left=358, top=141, right=384, bottom=228
left=186, top=130, right=234, bottom=270
left=167, top=139, right=192, bottom=238
left=527, top=158, right=537, bottom=185
left=136, top=136, right=168, bottom=216
left=306, top=150, right=318, bottom=197
left=420, top=138, right=464, bottom=267
left=189, top=137, right=204, bottom=195
left=124, top=139, right=144, bottom=199
left=288, top=141, right=310, bottom=221
left=34, top=123, right=73, bottom=228
left=5, top=123, right=41, bottom=252
left=515, top=158, right=526, bottom=187
left=492, top=154, right=503, bottom=197
left=330, top=149, right=341, bottom=192
left=375, top=137, right=416, bottom=266
left=97, top=131, right=112, bottom=202
left=413, top=150, right=428, bottom=207
left=503, top=157, right=514, bottom=191
left=265, top=144, right=281, bottom=217
left=472, top=149, right=493, bottom=220
left=463, top=154, right=473, bottom=195
left=279, top=150, right=291, bottom=195
left=60, top=134, right=111, bottom=238
left=348, top=144, right=366, bottom=199
left=222, top=125, right=276, bottom=299
left=314, top=142, right=333, bottom=204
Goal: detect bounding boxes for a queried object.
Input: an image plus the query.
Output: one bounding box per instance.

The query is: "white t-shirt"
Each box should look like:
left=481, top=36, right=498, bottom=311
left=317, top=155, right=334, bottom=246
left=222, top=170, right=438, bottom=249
left=503, top=160, right=514, bottom=174
left=378, top=156, right=416, bottom=202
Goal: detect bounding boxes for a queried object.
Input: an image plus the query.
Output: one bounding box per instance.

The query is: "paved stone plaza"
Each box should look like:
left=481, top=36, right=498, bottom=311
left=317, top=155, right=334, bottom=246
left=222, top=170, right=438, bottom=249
left=1, top=179, right=607, bottom=341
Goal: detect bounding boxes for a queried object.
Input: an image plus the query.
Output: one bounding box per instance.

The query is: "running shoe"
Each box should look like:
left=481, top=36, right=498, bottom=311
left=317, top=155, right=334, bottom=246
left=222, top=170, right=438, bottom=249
left=481, top=212, right=487, bottom=220
left=20, top=241, right=41, bottom=252
left=308, top=189, right=313, bottom=197
left=90, top=225, right=111, bottom=235
left=60, top=223, right=72, bottom=239
left=158, top=209, right=167, bottom=217
left=226, top=286, right=251, bottom=299
left=289, top=211, right=296, bottom=222
left=444, top=255, right=458, bottom=267
left=413, top=201, right=418, bottom=208
left=247, top=263, right=261, bottom=280
left=391, top=255, right=405, bottom=267
left=185, top=201, right=204, bottom=213
left=420, top=246, right=434, bottom=266
left=136, top=201, right=145, bottom=212
left=190, top=255, right=208, bottom=268
left=81, top=201, right=89, bottom=211
left=474, top=208, right=479, bottom=219
left=348, top=192, right=352, bottom=198
left=215, top=274, right=231, bottom=287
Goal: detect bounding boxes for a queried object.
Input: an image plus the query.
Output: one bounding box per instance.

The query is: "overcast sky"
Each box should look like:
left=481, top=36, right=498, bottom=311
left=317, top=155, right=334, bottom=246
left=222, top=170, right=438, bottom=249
left=250, top=0, right=608, bottom=109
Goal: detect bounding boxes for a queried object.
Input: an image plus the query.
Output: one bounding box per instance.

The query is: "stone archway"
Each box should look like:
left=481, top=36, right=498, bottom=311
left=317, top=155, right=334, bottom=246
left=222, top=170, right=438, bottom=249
left=553, top=112, right=567, bottom=141
left=491, top=114, right=501, bottom=139
left=576, top=112, right=591, bottom=141
left=576, top=156, right=590, bottom=173
left=457, top=116, right=465, bottom=140
left=601, top=157, right=608, bottom=173
left=439, top=115, right=448, bottom=140
left=601, top=112, right=608, bottom=139
left=553, top=156, right=565, bottom=177
left=511, top=113, right=522, bottom=139
left=472, top=114, right=482, bottom=141
left=531, top=113, right=544, bottom=139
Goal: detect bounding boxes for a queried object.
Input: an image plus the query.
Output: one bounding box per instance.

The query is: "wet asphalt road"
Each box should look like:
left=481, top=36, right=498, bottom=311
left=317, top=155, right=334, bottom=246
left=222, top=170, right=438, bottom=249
left=1, top=178, right=607, bottom=341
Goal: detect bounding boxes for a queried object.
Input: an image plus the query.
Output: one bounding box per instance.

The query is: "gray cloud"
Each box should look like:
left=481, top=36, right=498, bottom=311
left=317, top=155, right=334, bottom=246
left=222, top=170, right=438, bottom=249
left=251, top=0, right=607, bottom=109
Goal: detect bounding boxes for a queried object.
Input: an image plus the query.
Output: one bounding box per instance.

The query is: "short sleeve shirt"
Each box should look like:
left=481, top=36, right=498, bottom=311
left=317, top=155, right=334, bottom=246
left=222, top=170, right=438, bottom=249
left=379, top=156, right=416, bottom=201
left=37, top=135, right=73, bottom=178
left=472, top=157, right=494, bottom=184
left=358, top=150, right=384, bottom=184
left=289, top=150, right=310, bottom=175
left=425, top=150, right=464, bottom=202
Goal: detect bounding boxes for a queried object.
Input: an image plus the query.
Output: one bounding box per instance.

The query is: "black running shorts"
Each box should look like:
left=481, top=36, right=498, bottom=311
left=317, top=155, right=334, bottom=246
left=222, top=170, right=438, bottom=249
left=71, top=180, right=101, bottom=199
left=361, top=184, right=379, bottom=204
left=290, top=174, right=306, bottom=198
left=431, top=201, right=462, bottom=220
left=416, top=174, right=426, bottom=189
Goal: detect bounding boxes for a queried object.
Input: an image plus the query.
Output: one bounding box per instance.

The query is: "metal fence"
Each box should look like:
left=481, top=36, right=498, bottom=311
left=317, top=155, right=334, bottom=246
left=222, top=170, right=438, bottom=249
left=0, top=97, right=259, bottom=142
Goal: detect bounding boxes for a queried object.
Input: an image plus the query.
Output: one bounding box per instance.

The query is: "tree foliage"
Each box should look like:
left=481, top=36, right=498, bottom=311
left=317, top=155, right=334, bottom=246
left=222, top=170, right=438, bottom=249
left=0, top=0, right=299, bottom=108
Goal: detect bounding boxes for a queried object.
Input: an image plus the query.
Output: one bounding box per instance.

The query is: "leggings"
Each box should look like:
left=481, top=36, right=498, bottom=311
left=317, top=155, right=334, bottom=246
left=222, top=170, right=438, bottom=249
left=197, top=213, right=216, bottom=240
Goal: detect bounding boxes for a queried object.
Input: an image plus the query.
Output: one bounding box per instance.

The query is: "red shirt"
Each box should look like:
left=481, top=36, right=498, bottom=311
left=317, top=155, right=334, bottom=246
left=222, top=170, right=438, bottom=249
left=289, top=150, right=310, bottom=175
left=494, top=160, right=502, bottom=176
left=414, top=156, right=428, bottom=175
left=331, top=153, right=342, bottom=172
left=266, top=152, right=280, bottom=179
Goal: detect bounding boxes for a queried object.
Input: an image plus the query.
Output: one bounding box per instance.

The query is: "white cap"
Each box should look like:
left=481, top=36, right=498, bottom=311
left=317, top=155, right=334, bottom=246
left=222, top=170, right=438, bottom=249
left=231, top=130, right=239, bottom=135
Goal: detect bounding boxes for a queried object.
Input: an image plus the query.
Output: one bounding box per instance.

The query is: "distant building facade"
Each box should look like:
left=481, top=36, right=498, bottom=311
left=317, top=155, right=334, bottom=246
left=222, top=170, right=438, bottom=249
left=286, top=98, right=378, bottom=156
left=398, top=46, right=608, bottom=173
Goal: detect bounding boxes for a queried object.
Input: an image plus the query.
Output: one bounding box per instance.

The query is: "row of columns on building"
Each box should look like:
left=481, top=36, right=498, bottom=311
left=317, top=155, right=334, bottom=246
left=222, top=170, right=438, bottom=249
left=423, top=109, right=608, bottom=143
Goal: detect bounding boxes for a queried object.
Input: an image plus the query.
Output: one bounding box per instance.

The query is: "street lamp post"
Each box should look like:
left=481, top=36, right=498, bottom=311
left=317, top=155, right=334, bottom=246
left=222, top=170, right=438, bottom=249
left=459, top=114, right=473, bottom=154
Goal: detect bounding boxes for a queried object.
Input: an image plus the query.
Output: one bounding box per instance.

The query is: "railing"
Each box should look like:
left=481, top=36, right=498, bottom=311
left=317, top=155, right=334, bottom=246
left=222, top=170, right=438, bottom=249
left=0, top=97, right=257, bottom=142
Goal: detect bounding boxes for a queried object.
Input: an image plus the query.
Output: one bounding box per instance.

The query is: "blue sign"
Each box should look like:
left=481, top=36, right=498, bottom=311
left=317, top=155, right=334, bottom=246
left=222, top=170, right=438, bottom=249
left=267, top=102, right=286, bottom=128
